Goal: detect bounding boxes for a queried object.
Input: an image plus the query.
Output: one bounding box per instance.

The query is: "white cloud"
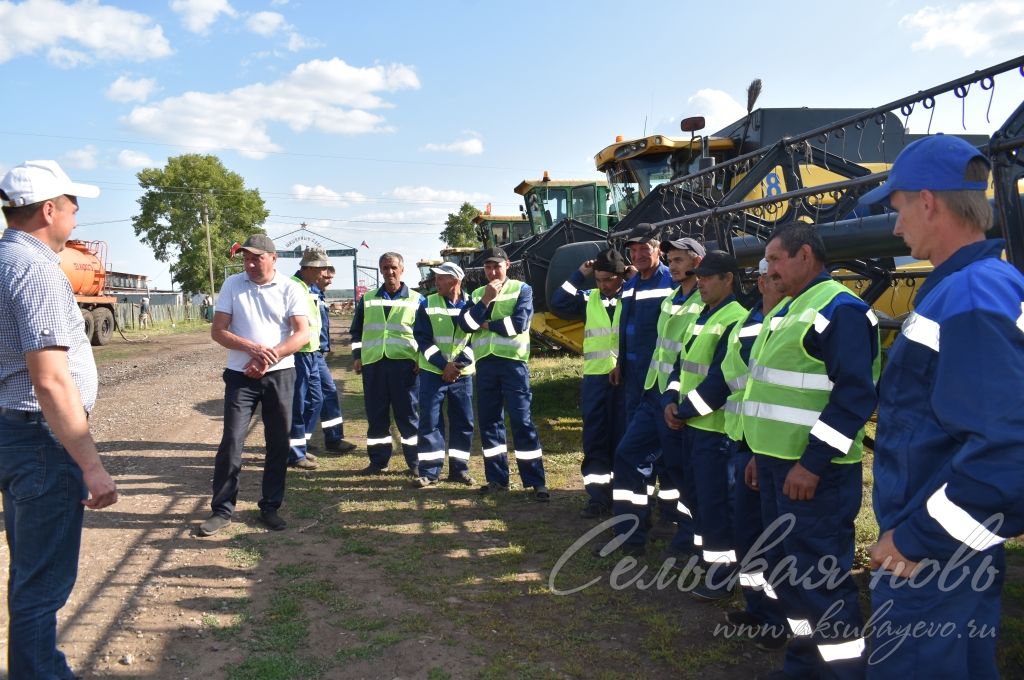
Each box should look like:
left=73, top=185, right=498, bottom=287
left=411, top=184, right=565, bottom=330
left=117, top=149, right=156, bottom=168
left=107, top=75, right=158, bottom=103
left=680, top=89, right=747, bottom=134
left=245, top=10, right=285, bottom=36
left=291, top=184, right=366, bottom=206
left=286, top=32, right=321, bottom=51
left=64, top=145, right=98, bottom=170
left=123, top=57, right=421, bottom=159
left=390, top=186, right=489, bottom=204
left=170, top=0, right=236, bottom=35
left=899, top=2, right=1024, bottom=57
left=0, top=0, right=172, bottom=65
left=420, top=137, right=484, bottom=155
left=270, top=0, right=288, bottom=4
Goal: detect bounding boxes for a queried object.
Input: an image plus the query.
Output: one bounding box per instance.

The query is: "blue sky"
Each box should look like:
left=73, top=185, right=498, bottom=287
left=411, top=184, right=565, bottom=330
left=1, top=0, right=1023, bottom=290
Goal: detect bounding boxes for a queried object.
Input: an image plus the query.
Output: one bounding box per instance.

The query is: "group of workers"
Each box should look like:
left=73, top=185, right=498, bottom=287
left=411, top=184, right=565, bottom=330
left=348, top=246, right=549, bottom=499
left=554, top=134, right=1024, bottom=680
left=0, top=131, right=1021, bottom=679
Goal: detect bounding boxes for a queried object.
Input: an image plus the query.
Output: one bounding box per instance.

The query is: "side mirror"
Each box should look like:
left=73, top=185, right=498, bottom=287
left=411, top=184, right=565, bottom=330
left=680, top=116, right=706, bottom=133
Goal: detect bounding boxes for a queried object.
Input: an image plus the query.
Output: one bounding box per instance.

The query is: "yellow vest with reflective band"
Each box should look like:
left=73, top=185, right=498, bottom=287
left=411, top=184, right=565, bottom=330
left=677, top=300, right=748, bottom=433
left=720, top=298, right=791, bottom=441
left=470, top=279, right=530, bottom=362
left=418, top=293, right=475, bottom=377
left=643, top=286, right=704, bottom=392
left=290, top=275, right=322, bottom=353
left=359, top=287, right=419, bottom=364
left=583, top=291, right=621, bottom=375
left=742, top=280, right=880, bottom=462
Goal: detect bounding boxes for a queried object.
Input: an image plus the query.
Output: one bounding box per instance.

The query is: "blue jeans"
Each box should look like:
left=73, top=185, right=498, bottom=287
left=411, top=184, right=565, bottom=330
left=0, top=414, right=86, bottom=679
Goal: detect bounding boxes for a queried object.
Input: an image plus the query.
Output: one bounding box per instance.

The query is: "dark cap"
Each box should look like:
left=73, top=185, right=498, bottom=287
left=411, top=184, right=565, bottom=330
left=660, top=237, right=707, bottom=258
left=480, top=246, right=509, bottom=263
left=624, top=223, right=659, bottom=244
left=690, top=250, right=737, bottom=276
left=239, top=233, right=276, bottom=255
left=593, top=248, right=627, bottom=275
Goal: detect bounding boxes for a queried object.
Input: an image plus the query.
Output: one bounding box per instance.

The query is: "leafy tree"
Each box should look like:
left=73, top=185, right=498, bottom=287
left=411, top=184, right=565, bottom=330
left=132, top=154, right=269, bottom=294
left=441, top=202, right=480, bottom=248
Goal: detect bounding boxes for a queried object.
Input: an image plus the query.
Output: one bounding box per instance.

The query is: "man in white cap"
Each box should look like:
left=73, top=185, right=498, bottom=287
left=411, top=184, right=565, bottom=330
left=0, top=160, right=118, bottom=679
left=411, top=262, right=477, bottom=487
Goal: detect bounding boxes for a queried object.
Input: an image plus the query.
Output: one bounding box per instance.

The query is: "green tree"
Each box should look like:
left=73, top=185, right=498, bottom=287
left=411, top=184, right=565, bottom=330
left=441, top=202, right=480, bottom=248
left=132, top=154, right=270, bottom=295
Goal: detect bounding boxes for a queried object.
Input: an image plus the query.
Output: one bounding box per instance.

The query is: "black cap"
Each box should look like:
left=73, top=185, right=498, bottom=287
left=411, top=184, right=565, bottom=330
left=624, top=223, right=659, bottom=244
left=690, top=250, right=737, bottom=276
left=660, top=237, right=706, bottom=257
left=480, top=246, right=509, bottom=263
left=593, top=248, right=627, bottom=275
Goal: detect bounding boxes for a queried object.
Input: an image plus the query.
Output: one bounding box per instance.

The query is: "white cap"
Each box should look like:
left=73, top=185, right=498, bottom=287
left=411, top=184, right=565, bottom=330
left=0, top=160, right=100, bottom=207
left=758, top=258, right=769, bottom=275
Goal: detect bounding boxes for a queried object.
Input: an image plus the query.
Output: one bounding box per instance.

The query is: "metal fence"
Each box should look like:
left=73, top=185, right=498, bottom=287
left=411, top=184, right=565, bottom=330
left=114, top=303, right=210, bottom=330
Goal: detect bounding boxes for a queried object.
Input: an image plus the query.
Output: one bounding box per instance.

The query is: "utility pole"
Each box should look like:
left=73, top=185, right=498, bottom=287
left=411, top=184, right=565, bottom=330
left=202, top=200, right=215, bottom=301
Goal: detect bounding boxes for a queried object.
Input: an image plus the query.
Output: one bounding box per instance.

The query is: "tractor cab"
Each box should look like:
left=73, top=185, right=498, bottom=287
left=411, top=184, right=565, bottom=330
left=471, top=214, right=532, bottom=250
left=594, top=126, right=737, bottom=219
left=415, top=257, right=443, bottom=295
left=514, top=173, right=613, bottom=233
left=440, top=247, right=478, bottom=271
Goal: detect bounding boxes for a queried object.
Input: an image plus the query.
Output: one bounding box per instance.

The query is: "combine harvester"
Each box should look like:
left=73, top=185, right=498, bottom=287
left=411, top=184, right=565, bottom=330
left=545, top=56, right=1024, bottom=344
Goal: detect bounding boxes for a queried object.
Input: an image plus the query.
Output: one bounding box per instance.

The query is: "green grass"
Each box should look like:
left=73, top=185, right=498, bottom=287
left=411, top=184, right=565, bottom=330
left=206, top=347, right=1024, bottom=679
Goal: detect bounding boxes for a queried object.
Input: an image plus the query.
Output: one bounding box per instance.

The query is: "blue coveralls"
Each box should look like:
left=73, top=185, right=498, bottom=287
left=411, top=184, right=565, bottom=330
left=871, top=239, right=1024, bottom=679
left=723, top=304, right=787, bottom=629
left=458, top=281, right=545, bottom=489
left=754, top=272, right=879, bottom=680
left=350, top=284, right=421, bottom=471
left=664, top=295, right=743, bottom=571
left=288, top=272, right=322, bottom=465
left=313, top=286, right=347, bottom=445
left=550, top=269, right=625, bottom=509
left=414, top=292, right=474, bottom=481
left=611, top=268, right=688, bottom=548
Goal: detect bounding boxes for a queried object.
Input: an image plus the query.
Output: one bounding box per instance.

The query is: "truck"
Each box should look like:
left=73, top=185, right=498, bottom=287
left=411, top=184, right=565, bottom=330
left=59, top=239, right=116, bottom=345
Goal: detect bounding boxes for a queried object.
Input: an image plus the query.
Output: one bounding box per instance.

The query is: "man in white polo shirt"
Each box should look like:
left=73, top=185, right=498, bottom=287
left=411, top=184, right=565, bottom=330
left=199, top=233, right=309, bottom=535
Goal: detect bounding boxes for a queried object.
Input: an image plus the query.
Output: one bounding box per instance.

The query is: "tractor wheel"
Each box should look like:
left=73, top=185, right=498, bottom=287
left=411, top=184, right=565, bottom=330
left=81, top=308, right=94, bottom=342
left=545, top=240, right=606, bottom=320
left=91, top=307, right=115, bottom=346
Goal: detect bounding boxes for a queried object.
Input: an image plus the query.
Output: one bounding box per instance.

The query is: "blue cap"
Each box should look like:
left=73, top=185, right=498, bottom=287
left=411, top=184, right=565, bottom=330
left=859, top=134, right=988, bottom=207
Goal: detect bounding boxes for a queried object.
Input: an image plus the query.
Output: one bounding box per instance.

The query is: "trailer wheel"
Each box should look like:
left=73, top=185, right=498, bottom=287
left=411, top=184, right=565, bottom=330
left=91, top=307, right=114, bottom=346
left=545, top=241, right=606, bottom=319
left=81, top=309, right=94, bottom=341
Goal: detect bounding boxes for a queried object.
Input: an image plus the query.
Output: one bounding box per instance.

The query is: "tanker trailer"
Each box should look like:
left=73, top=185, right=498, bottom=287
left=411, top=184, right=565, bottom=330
left=59, top=239, right=116, bottom=345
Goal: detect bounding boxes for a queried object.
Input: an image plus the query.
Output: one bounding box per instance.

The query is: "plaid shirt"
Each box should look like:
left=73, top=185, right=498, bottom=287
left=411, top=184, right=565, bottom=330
left=0, top=229, right=98, bottom=412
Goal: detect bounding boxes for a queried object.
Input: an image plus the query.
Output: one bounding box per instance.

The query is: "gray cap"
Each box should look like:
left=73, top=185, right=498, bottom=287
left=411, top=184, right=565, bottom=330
left=430, top=262, right=465, bottom=280
left=660, top=237, right=706, bottom=258
left=300, top=247, right=330, bottom=268
left=239, top=233, right=276, bottom=255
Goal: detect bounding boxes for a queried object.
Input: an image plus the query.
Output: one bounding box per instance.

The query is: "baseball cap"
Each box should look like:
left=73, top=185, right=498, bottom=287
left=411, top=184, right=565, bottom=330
left=758, top=258, right=769, bottom=275
left=0, top=160, right=100, bottom=206
left=593, top=248, right=627, bottom=275
left=480, top=246, right=509, bottom=263
left=661, top=237, right=707, bottom=258
left=690, top=250, right=737, bottom=276
left=239, top=233, right=276, bottom=255
left=624, top=223, right=659, bottom=244
left=859, top=134, right=989, bottom=207
left=430, top=262, right=465, bottom=280
left=299, top=247, right=330, bottom=267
